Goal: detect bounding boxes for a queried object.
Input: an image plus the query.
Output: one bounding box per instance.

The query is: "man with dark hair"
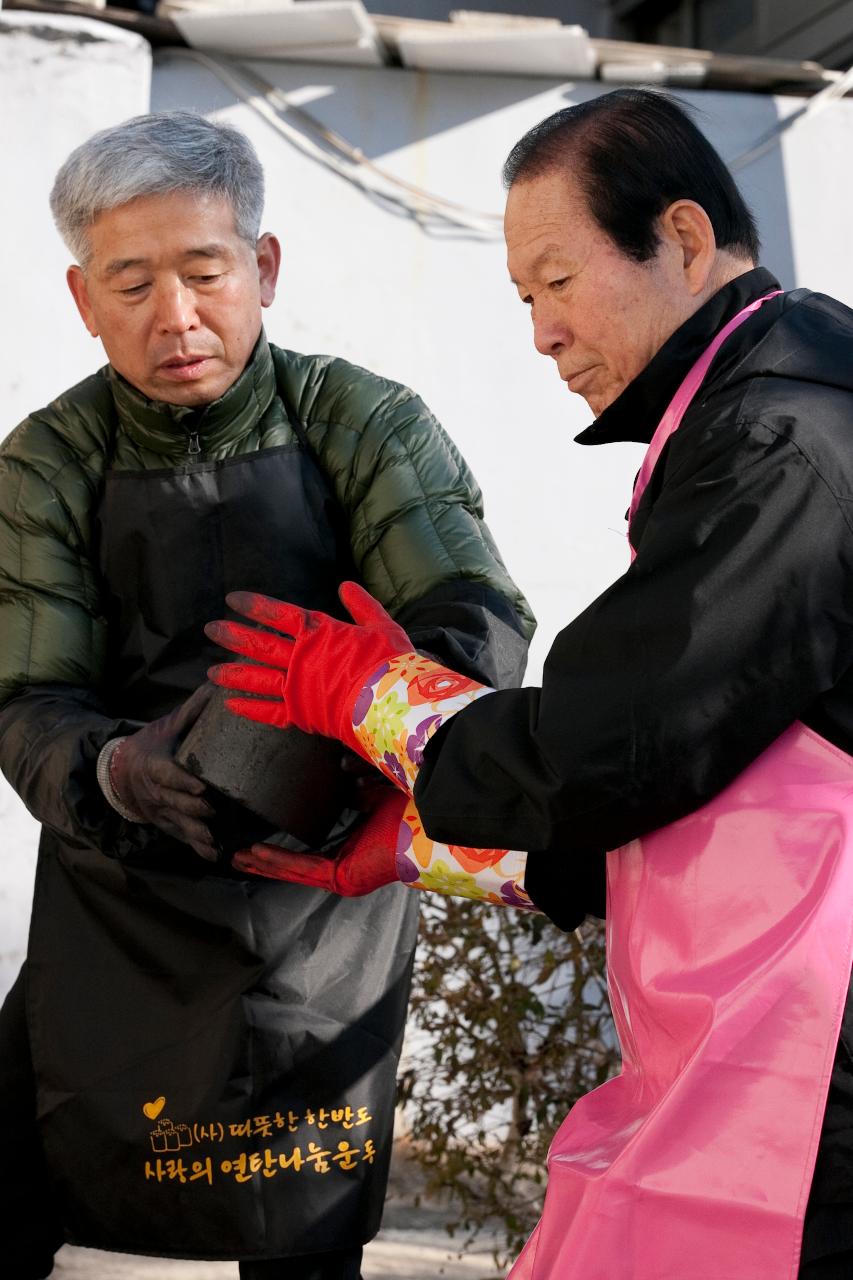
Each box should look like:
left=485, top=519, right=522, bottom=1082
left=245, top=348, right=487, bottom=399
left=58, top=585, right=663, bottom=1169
left=207, top=89, right=853, bottom=1278
left=0, top=111, right=533, bottom=1279
left=502, top=87, right=760, bottom=264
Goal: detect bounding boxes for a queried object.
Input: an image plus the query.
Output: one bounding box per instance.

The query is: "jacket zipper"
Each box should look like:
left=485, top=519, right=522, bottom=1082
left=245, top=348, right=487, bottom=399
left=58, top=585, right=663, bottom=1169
left=187, top=430, right=202, bottom=458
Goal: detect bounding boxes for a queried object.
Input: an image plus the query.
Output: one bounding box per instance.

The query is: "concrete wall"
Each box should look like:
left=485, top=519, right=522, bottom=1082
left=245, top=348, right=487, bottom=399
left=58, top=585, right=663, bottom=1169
left=361, top=0, right=612, bottom=32
left=4, top=18, right=853, bottom=997
left=643, top=0, right=853, bottom=69
left=609, top=0, right=853, bottom=67
left=149, top=51, right=843, bottom=670
left=0, top=13, right=150, bottom=995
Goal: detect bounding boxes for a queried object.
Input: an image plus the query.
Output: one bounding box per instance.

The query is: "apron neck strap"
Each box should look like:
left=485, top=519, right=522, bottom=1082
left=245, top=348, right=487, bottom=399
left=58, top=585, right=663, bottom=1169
left=627, top=290, right=783, bottom=551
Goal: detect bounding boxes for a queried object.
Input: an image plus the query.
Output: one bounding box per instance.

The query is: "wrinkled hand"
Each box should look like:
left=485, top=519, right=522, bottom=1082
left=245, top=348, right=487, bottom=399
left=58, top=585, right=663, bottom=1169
left=111, top=684, right=217, bottom=861
left=205, top=582, right=412, bottom=756
left=232, top=787, right=406, bottom=897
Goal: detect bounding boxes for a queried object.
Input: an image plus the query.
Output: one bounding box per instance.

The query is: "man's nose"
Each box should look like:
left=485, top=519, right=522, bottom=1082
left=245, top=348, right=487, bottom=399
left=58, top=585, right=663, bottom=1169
left=154, top=281, right=200, bottom=333
left=532, top=303, right=569, bottom=359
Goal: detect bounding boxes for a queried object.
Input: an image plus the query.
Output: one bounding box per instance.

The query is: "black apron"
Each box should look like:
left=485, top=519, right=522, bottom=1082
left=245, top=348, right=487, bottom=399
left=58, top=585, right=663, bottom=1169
left=26, top=438, right=419, bottom=1260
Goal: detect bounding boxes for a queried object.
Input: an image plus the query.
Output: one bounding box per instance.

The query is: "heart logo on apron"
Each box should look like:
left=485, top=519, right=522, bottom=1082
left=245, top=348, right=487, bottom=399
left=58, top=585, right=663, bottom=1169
left=142, top=1097, right=166, bottom=1121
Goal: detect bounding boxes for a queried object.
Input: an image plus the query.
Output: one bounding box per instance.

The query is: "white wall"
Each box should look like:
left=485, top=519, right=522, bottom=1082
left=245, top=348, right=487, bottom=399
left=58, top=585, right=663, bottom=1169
left=0, top=12, right=151, bottom=425
left=0, top=13, right=151, bottom=997
left=150, top=55, right=853, bottom=674
left=4, top=23, right=853, bottom=997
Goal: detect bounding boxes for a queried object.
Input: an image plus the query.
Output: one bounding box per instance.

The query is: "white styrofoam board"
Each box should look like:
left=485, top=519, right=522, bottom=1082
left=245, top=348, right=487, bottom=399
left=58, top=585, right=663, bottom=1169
left=170, top=0, right=380, bottom=60
left=395, top=26, right=596, bottom=78
left=253, top=37, right=383, bottom=65
left=163, top=0, right=295, bottom=11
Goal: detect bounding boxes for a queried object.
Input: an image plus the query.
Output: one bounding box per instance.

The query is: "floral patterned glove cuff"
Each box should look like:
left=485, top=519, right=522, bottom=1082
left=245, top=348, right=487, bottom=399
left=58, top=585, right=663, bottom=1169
left=394, top=797, right=536, bottom=910
left=351, top=653, right=495, bottom=792
left=348, top=654, right=537, bottom=912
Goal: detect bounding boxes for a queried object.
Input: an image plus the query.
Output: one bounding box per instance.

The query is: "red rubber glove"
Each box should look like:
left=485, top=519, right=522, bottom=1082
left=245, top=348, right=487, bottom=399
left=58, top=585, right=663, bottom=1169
left=231, top=788, right=406, bottom=896
left=205, top=582, right=412, bottom=756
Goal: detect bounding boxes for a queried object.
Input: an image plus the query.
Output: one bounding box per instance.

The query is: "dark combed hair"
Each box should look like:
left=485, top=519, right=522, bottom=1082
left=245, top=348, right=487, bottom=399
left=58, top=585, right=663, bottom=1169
left=502, top=88, right=759, bottom=263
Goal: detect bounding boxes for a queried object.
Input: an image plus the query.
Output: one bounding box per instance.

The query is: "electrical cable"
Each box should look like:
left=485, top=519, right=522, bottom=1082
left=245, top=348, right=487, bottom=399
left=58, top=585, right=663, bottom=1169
left=728, top=62, right=853, bottom=171
left=161, top=45, right=853, bottom=213
left=159, top=47, right=504, bottom=237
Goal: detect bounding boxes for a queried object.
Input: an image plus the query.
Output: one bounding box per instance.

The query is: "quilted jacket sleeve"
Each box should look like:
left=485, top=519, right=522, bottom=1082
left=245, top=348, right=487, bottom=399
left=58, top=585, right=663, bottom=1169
left=0, top=410, right=134, bottom=844
left=0, top=429, right=105, bottom=698
left=277, top=351, right=535, bottom=689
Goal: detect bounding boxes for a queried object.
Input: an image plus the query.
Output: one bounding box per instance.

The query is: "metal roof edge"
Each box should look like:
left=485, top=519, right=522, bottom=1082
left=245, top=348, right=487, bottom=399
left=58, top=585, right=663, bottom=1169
left=3, top=0, right=844, bottom=93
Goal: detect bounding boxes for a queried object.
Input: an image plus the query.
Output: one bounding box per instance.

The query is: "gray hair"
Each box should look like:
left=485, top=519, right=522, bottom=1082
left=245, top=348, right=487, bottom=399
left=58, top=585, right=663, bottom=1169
left=50, top=111, right=265, bottom=267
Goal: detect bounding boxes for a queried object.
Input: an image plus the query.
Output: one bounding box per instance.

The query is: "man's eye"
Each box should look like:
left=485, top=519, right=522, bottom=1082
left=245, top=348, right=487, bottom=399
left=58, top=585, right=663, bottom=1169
left=119, top=284, right=149, bottom=296
left=192, top=274, right=222, bottom=285
left=549, top=277, right=570, bottom=291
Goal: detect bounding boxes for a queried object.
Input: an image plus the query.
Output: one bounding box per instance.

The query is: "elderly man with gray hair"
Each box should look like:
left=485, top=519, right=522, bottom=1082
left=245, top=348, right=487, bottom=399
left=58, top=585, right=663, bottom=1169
left=0, top=111, right=533, bottom=1278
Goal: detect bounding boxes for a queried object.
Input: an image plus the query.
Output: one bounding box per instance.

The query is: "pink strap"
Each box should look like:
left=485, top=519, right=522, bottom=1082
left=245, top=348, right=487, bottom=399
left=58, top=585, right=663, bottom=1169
left=627, top=290, right=783, bottom=539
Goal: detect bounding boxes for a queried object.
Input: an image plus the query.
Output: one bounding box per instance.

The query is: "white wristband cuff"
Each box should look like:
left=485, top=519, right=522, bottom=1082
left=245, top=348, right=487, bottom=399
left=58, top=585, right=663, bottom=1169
left=96, top=736, right=145, bottom=823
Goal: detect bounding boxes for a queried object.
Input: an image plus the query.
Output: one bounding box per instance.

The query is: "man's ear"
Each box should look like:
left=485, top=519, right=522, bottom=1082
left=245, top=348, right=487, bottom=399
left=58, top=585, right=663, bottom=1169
left=67, top=266, right=99, bottom=337
left=659, top=200, right=717, bottom=297
left=256, top=233, right=281, bottom=308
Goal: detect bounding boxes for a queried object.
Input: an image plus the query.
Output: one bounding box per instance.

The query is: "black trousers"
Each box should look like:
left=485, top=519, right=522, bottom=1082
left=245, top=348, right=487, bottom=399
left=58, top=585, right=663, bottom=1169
left=238, top=1250, right=362, bottom=1279
left=0, top=967, right=363, bottom=1280
left=800, top=1006, right=853, bottom=1273
left=800, top=1258, right=853, bottom=1279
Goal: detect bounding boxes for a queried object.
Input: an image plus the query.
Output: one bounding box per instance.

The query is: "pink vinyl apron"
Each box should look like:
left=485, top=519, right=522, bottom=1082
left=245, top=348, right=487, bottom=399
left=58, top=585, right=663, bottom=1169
left=510, top=292, right=853, bottom=1280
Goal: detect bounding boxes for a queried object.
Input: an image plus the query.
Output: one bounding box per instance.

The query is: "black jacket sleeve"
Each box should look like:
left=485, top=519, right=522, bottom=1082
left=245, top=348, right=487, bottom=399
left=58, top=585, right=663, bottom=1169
left=396, top=579, right=530, bottom=690
left=414, top=414, right=853, bottom=856
left=0, top=684, right=145, bottom=853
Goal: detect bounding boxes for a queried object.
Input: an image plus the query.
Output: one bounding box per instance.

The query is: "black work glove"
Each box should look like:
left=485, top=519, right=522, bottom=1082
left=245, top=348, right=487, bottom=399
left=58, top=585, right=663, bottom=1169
left=110, top=685, right=217, bottom=862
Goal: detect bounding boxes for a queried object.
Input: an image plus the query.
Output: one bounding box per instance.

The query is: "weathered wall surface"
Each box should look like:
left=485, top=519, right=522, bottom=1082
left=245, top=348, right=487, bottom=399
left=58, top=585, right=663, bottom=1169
left=0, top=13, right=150, bottom=995
left=1, top=12, right=151, bottom=425
left=3, top=20, right=853, bottom=998
left=149, top=52, right=848, bottom=675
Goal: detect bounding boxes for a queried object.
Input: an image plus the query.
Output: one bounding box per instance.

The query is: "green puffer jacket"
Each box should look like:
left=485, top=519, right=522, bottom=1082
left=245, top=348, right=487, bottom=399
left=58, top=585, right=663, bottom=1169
left=0, top=338, right=533, bottom=850
left=0, top=339, right=533, bottom=703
